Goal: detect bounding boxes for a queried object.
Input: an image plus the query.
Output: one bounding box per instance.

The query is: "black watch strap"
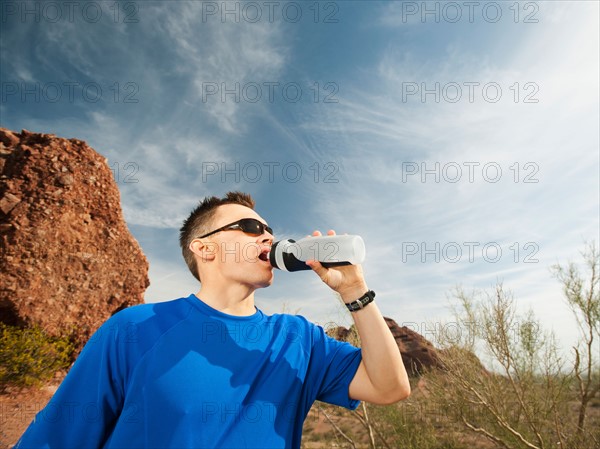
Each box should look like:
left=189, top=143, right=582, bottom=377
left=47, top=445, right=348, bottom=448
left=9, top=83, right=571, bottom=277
left=345, top=290, right=376, bottom=312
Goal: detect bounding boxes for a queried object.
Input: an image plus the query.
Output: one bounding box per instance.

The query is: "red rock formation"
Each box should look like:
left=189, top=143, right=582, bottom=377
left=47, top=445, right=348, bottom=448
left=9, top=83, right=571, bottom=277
left=384, top=317, right=443, bottom=376
left=0, top=128, right=149, bottom=348
left=329, top=317, right=443, bottom=376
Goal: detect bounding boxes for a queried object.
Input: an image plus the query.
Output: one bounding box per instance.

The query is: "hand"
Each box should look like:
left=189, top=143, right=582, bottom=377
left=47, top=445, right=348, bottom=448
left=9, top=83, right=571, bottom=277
left=305, top=230, right=369, bottom=302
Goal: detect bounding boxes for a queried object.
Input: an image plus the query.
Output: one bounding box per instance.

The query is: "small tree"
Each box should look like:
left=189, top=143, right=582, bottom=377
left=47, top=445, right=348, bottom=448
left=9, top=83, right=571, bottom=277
left=424, top=243, right=599, bottom=449
left=319, top=317, right=468, bottom=449
left=551, top=242, right=600, bottom=439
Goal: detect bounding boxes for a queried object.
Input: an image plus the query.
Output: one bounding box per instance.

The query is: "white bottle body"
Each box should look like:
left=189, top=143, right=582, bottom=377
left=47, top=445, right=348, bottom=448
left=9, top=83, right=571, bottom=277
left=270, top=235, right=366, bottom=271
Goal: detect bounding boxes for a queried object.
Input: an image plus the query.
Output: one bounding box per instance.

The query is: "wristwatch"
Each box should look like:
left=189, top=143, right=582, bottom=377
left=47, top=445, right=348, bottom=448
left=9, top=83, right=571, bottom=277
left=345, top=290, right=376, bottom=312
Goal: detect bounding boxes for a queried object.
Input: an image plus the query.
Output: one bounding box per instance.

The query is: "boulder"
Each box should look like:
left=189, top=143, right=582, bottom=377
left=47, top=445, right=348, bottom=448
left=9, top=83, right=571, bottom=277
left=0, top=128, right=149, bottom=349
left=384, top=317, right=444, bottom=376
left=328, top=317, right=443, bottom=376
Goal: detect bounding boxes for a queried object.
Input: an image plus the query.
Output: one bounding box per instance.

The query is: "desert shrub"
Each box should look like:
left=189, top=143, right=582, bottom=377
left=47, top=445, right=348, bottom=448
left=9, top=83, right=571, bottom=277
left=310, top=243, right=599, bottom=449
left=365, top=400, right=468, bottom=449
left=424, top=242, right=599, bottom=449
left=0, top=323, right=74, bottom=389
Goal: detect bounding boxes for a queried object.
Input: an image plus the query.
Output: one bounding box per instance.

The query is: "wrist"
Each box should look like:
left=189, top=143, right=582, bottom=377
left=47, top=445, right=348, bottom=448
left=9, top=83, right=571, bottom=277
left=339, top=283, right=369, bottom=304
left=345, top=290, right=376, bottom=312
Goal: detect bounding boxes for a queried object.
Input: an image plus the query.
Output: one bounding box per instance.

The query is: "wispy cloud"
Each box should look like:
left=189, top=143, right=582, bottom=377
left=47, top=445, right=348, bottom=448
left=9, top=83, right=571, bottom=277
left=1, top=1, right=596, bottom=353
left=153, top=2, right=288, bottom=133
left=283, top=2, right=599, bottom=347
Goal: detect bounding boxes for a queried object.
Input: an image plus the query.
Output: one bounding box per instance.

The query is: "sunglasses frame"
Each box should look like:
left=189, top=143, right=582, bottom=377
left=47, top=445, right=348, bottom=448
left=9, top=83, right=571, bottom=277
left=197, top=218, right=273, bottom=239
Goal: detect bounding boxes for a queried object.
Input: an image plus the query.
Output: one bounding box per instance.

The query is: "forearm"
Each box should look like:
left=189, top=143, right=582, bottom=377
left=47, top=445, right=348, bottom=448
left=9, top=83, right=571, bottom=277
left=304, top=230, right=410, bottom=402
left=341, top=287, right=410, bottom=399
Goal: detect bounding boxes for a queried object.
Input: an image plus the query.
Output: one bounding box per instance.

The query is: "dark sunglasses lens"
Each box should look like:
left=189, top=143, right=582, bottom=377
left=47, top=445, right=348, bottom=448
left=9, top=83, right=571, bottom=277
left=239, top=219, right=262, bottom=235
left=240, top=219, right=272, bottom=236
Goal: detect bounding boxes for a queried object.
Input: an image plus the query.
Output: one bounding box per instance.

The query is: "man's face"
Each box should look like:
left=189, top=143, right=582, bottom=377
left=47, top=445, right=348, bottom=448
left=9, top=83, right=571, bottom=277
left=201, top=204, right=274, bottom=289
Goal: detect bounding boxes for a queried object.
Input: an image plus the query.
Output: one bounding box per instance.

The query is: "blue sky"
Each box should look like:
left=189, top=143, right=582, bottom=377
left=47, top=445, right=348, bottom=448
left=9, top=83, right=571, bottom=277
left=1, top=1, right=598, bottom=354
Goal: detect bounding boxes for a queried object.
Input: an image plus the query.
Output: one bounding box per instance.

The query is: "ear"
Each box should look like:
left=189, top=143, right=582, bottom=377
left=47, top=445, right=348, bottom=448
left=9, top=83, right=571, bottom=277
left=189, top=239, right=217, bottom=262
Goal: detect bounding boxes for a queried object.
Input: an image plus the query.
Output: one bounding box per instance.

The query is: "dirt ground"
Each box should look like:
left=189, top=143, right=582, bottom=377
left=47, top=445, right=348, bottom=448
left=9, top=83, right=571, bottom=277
left=3, top=378, right=596, bottom=449
left=0, top=382, right=58, bottom=448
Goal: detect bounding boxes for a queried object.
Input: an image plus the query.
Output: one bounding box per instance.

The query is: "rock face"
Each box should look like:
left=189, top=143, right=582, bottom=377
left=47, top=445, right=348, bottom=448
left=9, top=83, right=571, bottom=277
left=0, top=128, right=149, bottom=348
left=330, top=317, right=443, bottom=376
left=384, top=317, right=443, bottom=376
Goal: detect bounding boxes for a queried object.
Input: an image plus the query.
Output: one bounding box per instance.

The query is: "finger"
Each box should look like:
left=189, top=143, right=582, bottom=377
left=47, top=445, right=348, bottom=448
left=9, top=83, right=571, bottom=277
left=312, top=230, right=322, bottom=237
left=306, top=260, right=328, bottom=281
left=327, top=229, right=335, bottom=236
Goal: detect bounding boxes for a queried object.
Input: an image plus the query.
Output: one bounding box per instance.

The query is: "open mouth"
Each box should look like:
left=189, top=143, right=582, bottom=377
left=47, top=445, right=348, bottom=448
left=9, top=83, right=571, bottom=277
left=258, top=250, right=270, bottom=262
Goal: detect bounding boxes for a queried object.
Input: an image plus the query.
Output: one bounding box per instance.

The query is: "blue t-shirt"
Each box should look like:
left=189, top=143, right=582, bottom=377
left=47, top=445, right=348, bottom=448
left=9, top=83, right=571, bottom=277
left=14, top=294, right=362, bottom=449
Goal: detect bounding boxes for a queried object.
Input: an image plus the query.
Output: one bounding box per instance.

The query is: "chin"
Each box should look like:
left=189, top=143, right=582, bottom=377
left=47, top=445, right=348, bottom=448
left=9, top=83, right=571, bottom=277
left=256, top=273, right=274, bottom=289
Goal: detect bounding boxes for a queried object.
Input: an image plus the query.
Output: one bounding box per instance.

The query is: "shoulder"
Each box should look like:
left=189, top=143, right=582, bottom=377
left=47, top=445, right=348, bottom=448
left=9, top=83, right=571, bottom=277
left=112, top=296, right=192, bottom=322
left=93, top=296, right=194, bottom=342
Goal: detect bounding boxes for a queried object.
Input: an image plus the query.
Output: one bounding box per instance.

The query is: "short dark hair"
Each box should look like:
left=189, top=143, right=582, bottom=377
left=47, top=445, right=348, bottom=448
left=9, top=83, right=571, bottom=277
left=179, top=191, right=255, bottom=281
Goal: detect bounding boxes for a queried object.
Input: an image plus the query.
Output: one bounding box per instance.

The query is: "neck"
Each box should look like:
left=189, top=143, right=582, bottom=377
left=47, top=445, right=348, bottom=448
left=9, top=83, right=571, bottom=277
left=195, top=283, right=257, bottom=316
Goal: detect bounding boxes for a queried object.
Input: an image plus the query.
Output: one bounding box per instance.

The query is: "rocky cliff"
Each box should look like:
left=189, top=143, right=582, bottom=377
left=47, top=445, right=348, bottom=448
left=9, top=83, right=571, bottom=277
left=384, top=317, right=444, bottom=375
left=330, top=317, right=443, bottom=376
left=0, top=128, right=149, bottom=348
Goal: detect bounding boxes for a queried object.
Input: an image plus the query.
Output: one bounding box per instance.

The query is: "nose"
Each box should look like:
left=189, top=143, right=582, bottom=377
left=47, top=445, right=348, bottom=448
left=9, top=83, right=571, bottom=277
left=260, top=235, right=273, bottom=245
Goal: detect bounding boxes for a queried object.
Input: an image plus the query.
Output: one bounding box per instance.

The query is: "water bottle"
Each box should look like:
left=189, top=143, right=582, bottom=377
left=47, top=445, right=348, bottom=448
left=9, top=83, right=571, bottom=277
left=269, top=235, right=366, bottom=272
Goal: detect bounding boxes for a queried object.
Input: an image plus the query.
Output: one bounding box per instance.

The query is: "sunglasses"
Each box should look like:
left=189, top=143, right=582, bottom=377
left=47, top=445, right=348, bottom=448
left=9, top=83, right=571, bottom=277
left=197, top=218, right=273, bottom=239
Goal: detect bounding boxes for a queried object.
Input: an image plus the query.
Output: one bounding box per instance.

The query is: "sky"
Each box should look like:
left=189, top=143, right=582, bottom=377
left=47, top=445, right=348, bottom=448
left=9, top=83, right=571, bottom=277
left=1, top=1, right=598, bottom=359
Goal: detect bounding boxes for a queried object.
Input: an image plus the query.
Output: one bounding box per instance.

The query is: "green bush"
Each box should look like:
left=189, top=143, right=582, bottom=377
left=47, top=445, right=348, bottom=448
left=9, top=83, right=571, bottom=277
left=0, top=323, right=74, bottom=388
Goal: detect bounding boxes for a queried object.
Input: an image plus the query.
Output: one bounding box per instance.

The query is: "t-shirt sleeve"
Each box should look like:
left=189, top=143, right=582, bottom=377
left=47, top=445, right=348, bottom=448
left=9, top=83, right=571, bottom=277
left=13, top=314, right=128, bottom=449
left=308, top=322, right=362, bottom=410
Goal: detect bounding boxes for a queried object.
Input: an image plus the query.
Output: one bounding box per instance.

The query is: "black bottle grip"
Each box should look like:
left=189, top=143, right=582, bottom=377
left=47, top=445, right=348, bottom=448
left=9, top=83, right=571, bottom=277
left=321, top=261, right=352, bottom=268
left=280, top=251, right=312, bottom=271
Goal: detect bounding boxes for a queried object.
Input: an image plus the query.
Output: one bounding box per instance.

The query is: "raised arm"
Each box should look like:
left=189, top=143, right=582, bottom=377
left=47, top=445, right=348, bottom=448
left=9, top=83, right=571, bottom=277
left=306, top=230, right=410, bottom=405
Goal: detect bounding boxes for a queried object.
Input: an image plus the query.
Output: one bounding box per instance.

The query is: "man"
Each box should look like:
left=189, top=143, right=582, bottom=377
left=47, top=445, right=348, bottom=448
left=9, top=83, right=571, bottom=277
left=15, top=191, right=409, bottom=449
